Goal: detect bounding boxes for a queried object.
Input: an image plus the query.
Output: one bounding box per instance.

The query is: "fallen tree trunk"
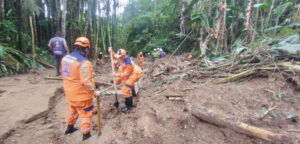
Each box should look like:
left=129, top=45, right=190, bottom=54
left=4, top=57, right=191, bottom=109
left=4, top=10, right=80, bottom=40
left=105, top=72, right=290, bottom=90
left=37, top=60, right=55, bottom=69
left=189, top=105, right=292, bottom=143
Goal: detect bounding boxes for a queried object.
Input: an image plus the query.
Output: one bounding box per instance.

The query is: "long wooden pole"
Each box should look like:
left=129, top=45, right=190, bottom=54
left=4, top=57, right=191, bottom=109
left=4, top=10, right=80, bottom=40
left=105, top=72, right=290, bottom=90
left=29, top=16, right=36, bottom=61
left=96, top=96, right=101, bottom=136
left=170, top=31, right=192, bottom=57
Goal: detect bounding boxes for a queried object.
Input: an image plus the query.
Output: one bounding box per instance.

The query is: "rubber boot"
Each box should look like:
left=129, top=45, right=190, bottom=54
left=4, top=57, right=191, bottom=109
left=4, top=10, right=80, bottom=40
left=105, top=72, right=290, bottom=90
left=83, top=132, right=91, bottom=141
left=121, top=97, right=133, bottom=113
left=65, top=125, right=78, bottom=135
left=132, top=88, right=137, bottom=97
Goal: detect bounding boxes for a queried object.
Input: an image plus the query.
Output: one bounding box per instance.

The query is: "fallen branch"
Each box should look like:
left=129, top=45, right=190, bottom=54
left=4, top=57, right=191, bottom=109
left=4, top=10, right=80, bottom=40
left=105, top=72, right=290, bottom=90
left=170, top=31, right=193, bottom=57
left=189, top=105, right=292, bottom=143
left=168, top=97, right=185, bottom=101
left=256, top=105, right=277, bottom=120
left=37, top=60, right=55, bottom=69
left=102, top=90, right=122, bottom=96
left=44, top=76, right=62, bottom=80
left=99, top=85, right=113, bottom=94
left=153, top=71, right=165, bottom=77
left=216, top=69, right=256, bottom=84
left=164, top=94, right=183, bottom=98
left=95, top=82, right=113, bottom=87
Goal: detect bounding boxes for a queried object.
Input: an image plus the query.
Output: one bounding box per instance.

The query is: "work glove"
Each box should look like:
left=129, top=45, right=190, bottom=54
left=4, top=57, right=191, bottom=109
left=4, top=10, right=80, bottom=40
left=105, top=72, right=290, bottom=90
left=108, top=47, right=113, bottom=53
left=95, top=91, right=101, bottom=97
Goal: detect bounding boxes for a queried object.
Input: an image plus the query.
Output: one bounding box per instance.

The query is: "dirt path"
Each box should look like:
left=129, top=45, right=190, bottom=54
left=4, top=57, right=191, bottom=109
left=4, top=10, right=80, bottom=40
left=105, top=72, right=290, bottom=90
left=0, top=70, right=62, bottom=143
left=0, top=58, right=299, bottom=144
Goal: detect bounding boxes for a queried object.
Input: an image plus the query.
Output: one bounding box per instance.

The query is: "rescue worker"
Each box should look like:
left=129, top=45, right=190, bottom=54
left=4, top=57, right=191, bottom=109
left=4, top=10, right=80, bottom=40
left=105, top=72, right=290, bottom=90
left=151, top=49, right=159, bottom=61
left=61, top=37, right=101, bottom=141
left=159, top=49, right=166, bottom=59
left=108, top=47, right=143, bottom=112
left=138, top=52, right=144, bottom=69
left=48, top=32, right=70, bottom=76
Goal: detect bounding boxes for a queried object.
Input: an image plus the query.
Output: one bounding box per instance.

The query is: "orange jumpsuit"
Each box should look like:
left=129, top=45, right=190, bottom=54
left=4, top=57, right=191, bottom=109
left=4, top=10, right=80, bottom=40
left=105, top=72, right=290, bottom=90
left=112, top=52, right=143, bottom=98
left=61, top=50, right=95, bottom=134
left=138, top=52, right=144, bottom=69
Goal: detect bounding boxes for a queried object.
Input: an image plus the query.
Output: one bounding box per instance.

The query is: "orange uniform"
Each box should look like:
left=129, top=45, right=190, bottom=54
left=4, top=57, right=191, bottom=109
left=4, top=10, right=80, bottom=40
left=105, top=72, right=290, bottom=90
left=112, top=51, right=143, bottom=98
left=61, top=50, right=95, bottom=134
left=138, top=52, right=144, bottom=69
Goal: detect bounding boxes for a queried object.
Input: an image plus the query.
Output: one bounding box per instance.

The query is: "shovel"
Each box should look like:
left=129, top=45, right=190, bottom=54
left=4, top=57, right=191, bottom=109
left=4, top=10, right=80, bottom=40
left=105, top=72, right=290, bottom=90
left=109, top=48, right=119, bottom=109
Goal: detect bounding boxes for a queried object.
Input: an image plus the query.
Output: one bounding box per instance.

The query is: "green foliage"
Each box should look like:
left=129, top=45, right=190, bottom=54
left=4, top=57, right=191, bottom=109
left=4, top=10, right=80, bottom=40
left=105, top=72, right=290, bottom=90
left=0, top=21, right=18, bottom=44
left=0, top=43, right=38, bottom=76
left=192, top=50, right=201, bottom=58
left=254, top=3, right=270, bottom=9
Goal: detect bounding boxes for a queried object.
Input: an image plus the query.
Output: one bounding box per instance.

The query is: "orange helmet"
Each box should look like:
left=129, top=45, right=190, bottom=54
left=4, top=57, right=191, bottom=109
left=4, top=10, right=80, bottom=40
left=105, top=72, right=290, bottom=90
left=115, top=49, right=127, bottom=58
left=74, top=37, right=90, bottom=49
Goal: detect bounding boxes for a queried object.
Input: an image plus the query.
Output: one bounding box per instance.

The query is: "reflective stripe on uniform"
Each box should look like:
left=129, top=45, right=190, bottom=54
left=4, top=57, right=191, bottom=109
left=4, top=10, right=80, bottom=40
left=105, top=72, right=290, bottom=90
left=81, top=127, right=91, bottom=131
left=69, top=111, right=76, bottom=115
left=68, top=119, right=77, bottom=122
left=125, top=83, right=134, bottom=89
left=81, top=119, right=92, bottom=123
left=84, top=105, right=94, bottom=112
left=81, top=63, right=94, bottom=91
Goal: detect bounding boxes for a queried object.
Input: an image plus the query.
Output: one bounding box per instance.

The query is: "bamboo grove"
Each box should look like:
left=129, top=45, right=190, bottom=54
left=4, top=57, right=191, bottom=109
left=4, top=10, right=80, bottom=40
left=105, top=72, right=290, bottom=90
left=0, top=0, right=299, bottom=76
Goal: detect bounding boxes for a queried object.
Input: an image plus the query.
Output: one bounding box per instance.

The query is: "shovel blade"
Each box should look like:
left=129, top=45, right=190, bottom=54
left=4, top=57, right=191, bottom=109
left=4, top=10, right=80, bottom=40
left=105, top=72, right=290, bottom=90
left=114, top=101, right=119, bottom=108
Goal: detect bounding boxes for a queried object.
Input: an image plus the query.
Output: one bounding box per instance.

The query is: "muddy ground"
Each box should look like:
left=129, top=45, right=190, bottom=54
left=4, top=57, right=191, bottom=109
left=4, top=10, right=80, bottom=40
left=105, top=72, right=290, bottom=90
left=0, top=57, right=299, bottom=144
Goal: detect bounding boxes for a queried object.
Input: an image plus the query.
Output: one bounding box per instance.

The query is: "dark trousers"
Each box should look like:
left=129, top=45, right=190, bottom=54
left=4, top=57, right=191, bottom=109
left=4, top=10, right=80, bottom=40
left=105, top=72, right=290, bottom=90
left=55, top=55, right=64, bottom=76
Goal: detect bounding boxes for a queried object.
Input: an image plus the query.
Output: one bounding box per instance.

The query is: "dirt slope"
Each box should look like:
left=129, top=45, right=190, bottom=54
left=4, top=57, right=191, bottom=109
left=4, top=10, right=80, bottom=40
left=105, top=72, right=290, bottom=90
left=0, top=57, right=299, bottom=144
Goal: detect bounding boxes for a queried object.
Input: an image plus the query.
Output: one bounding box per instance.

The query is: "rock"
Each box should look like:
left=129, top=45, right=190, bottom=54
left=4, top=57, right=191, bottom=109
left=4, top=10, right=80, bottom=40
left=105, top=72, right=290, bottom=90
left=272, top=44, right=300, bottom=55
left=278, top=34, right=300, bottom=46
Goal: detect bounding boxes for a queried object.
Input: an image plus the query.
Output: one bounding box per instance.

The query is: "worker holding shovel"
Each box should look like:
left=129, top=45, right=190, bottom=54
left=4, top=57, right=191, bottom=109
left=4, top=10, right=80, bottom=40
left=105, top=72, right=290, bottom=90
left=61, top=37, right=101, bottom=141
left=108, top=47, right=143, bottom=113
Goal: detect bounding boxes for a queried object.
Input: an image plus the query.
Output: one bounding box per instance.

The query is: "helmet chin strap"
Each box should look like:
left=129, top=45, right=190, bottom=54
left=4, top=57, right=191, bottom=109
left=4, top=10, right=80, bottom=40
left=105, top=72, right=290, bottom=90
left=85, top=48, right=89, bottom=58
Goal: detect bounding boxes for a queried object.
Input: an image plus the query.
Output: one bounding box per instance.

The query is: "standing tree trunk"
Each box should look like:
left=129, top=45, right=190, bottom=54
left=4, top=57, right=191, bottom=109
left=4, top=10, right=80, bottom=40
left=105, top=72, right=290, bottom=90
left=105, top=0, right=111, bottom=49
left=56, top=0, right=61, bottom=32
left=180, top=2, right=186, bottom=34
left=35, top=0, right=45, bottom=47
left=264, top=0, right=275, bottom=30
left=207, top=0, right=211, bottom=17
left=99, top=2, right=106, bottom=53
left=45, top=0, right=53, bottom=38
left=51, top=0, right=57, bottom=33
left=61, top=0, right=67, bottom=38
left=244, top=0, right=255, bottom=42
left=16, top=0, right=24, bottom=52
left=0, top=0, right=4, bottom=21
left=112, top=0, right=118, bottom=48
left=3, top=0, right=11, bottom=19
left=216, top=0, right=227, bottom=53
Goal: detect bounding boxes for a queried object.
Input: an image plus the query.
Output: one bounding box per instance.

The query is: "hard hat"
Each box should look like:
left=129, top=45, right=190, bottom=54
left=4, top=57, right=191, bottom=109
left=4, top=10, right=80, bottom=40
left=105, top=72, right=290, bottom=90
left=74, top=37, right=90, bottom=49
left=115, top=49, right=127, bottom=58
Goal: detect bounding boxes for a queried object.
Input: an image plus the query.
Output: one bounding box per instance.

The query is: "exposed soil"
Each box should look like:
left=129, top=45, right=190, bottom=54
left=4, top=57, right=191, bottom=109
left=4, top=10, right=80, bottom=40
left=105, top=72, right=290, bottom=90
left=0, top=56, right=299, bottom=144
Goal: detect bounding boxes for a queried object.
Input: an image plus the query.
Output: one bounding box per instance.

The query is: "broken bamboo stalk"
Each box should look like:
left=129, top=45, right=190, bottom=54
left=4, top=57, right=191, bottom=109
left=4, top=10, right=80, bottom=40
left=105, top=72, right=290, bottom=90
left=189, top=105, right=292, bottom=143
left=168, top=97, right=185, bottom=101
left=95, top=82, right=113, bottom=87
left=102, top=90, right=122, bottom=96
left=170, top=31, right=193, bottom=57
left=165, top=94, right=183, bottom=98
left=216, top=69, right=256, bottom=84
left=256, top=105, right=277, bottom=120
left=44, top=76, right=62, bottom=80
left=278, top=62, right=300, bottom=71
